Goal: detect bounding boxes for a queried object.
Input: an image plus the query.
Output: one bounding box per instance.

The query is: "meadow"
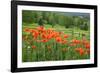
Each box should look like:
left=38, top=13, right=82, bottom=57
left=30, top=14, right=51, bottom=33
left=22, top=23, right=90, bottom=62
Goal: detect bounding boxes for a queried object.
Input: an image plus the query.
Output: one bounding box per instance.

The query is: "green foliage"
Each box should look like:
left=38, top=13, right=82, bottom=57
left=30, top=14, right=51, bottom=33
left=22, top=10, right=90, bottom=62
left=22, top=11, right=35, bottom=23
left=22, top=25, right=90, bottom=62
left=22, top=10, right=90, bottom=31
left=80, top=22, right=89, bottom=30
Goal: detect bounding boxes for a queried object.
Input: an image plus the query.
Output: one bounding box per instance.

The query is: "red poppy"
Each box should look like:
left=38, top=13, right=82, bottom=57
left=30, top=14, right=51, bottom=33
left=75, top=48, right=84, bottom=56
left=72, top=39, right=80, bottom=44
left=81, top=40, right=89, bottom=45
left=32, top=45, right=36, bottom=49
left=41, top=33, right=47, bottom=39
left=79, top=49, right=84, bottom=56
left=55, top=37, right=62, bottom=43
left=36, top=26, right=45, bottom=33
left=32, top=31, right=39, bottom=39
left=47, top=28, right=54, bottom=34
left=47, top=34, right=53, bottom=40
left=64, top=34, right=69, bottom=38
left=85, top=44, right=90, bottom=49
left=41, top=39, right=48, bottom=43
left=61, top=40, right=67, bottom=44
left=31, top=29, right=35, bottom=33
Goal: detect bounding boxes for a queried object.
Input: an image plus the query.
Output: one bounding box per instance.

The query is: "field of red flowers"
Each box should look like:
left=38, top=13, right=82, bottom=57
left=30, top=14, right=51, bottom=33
left=22, top=26, right=90, bottom=62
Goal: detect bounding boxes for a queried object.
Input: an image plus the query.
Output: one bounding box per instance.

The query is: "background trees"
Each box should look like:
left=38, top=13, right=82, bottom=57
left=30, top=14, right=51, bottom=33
left=22, top=10, right=90, bottom=31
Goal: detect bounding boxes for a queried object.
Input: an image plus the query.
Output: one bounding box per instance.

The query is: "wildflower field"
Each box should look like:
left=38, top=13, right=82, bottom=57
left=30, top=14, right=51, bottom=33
left=22, top=10, right=90, bottom=62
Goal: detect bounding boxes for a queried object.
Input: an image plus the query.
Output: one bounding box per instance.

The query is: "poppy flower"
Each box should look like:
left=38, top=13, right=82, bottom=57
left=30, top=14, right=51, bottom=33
left=61, top=40, right=67, bottom=44
left=55, top=37, right=62, bottom=43
left=31, top=29, right=35, bottom=33
left=47, top=34, right=53, bottom=39
left=41, top=33, right=47, bottom=39
left=82, top=40, right=89, bottom=45
left=75, top=48, right=81, bottom=52
left=32, top=31, right=39, bottom=39
left=54, top=32, right=60, bottom=38
left=47, top=28, right=53, bottom=33
left=36, top=26, right=45, bottom=32
left=41, top=39, right=48, bottom=43
left=72, top=39, right=80, bottom=44
left=85, top=44, right=90, bottom=49
left=75, top=48, right=84, bottom=56
left=32, top=45, right=36, bottom=49
left=79, top=49, right=84, bottom=56
left=63, top=34, right=69, bottom=38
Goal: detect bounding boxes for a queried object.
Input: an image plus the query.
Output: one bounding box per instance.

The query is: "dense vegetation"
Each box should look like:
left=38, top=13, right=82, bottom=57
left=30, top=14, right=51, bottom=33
left=22, top=10, right=90, bottom=62
left=22, top=10, right=90, bottom=30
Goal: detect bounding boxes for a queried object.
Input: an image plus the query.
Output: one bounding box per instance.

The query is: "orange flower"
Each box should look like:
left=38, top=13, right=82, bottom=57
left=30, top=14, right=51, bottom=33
left=75, top=48, right=84, bottom=56
left=55, top=37, right=62, bottom=43
left=59, top=31, right=63, bottom=35
left=32, top=45, right=36, bottom=49
left=61, top=40, right=67, bottom=44
left=47, top=32, right=57, bottom=39
left=63, top=34, right=69, bottom=38
left=41, top=39, right=48, bottom=43
left=47, top=28, right=54, bottom=34
left=41, top=33, right=47, bottom=39
left=31, top=29, right=35, bottom=33
left=37, top=26, right=44, bottom=30
left=75, top=48, right=81, bottom=52
left=36, top=26, right=45, bottom=33
left=47, top=34, right=53, bottom=39
left=32, top=31, right=39, bottom=39
left=85, top=44, right=90, bottom=49
left=54, top=32, right=60, bottom=38
left=81, top=40, right=89, bottom=45
left=79, top=49, right=84, bottom=56
left=72, top=39, right=80, bottom=44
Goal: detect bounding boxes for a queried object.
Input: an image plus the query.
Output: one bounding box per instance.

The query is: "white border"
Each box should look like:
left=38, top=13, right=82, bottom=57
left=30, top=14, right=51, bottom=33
left=17, top=5, right=94, bottom=68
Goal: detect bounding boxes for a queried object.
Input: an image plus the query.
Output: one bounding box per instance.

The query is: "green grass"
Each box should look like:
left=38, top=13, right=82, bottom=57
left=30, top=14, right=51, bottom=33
left=22, top=23, right=90, bottom=62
